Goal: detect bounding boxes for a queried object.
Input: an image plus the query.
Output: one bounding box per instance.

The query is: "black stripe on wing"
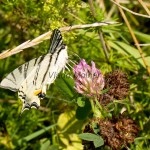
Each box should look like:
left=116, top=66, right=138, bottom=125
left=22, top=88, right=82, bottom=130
left=48, top=29, right=63, bottom=54
left=54, top=44, right=66, bottom=65
left=41, top=56, right=52, bottom=83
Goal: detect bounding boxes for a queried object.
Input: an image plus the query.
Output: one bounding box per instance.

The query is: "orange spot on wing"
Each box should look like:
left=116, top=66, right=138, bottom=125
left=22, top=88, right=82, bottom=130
left=34, top=89, right=42, bottom=96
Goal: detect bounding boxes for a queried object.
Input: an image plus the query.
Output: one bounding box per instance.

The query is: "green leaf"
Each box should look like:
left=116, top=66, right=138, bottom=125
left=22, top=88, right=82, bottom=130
left=77, top=97, right=85, bottom=107
left=92, top=122, right=100, bottom=134
left=135, top=134, right=150, bottom=140
left=78, top=133, right=104, bottom=148
left=93, top=136, right=104, bottom=148
left=108, top=40, right=150, bottom=68
left=49, top=145, right=59, bottom=150
left=55, top=74, right=74, bottom=99
left=76, top=99, right=91, bottom=120
left=40, top=138, right=51, bottom=150
left=134, top=30, right=150, bottom=42
left=18, top=124, right=56, bottom=144
left=78, top=133, right=98, bottom=141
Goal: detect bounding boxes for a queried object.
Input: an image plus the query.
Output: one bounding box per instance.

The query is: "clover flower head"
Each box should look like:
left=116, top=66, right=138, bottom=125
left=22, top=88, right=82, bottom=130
left=73, top=59, right=104, bottom=97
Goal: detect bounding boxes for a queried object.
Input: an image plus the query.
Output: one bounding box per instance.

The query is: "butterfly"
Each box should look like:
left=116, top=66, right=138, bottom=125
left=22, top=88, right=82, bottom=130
left=0, top=29, right=68, bottom=112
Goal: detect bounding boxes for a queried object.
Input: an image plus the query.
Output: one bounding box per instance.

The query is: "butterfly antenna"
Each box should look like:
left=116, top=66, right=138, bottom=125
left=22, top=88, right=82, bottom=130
left=68, top=59, right=77, bottom=65
left=66, top=62, right=74, bottom=70
left=69, top=51, right=81, bottom=59
left=65, top=65, right=71, bottom=72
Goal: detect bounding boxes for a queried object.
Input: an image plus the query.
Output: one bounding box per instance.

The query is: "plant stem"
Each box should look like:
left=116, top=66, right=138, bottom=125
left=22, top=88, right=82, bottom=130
left=90, top=98, right=104, bottom=119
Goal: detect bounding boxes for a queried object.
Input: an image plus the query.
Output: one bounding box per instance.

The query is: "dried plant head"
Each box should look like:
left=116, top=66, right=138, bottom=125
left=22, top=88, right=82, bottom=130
left=82, top=116, right=139, bottom=150
left=99, top=70, right=130, bottom=105
left=104, top=70, right=129, bottom=100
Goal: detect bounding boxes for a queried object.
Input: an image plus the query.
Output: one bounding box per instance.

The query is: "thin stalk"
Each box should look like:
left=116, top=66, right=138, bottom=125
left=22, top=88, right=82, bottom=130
left=0, top=21, right=117, bottom=59
left=115, top=0, right=150, bottom=76
left=88, top=0, right=110, bottom=63
left=138, top=0, right=150, bottom=16
left=90, top=98, right=104, bottom=119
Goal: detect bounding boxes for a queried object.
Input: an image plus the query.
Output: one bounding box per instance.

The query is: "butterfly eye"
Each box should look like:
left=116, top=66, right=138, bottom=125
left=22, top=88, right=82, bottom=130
left=38, top=93, right=46, bottom=99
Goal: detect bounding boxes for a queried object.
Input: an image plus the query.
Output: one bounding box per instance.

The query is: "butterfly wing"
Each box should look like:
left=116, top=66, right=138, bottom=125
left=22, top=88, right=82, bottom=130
left=0, top=29, right=66, bottom=92
left=47, top=44, right=68, bottom=84
left=0, top=29, right=68, bottom=112
left=34, top=29, right=68, bottom=87
left=48, top=29, right=64, bottom=54
left=18, top=29, right=67, bottom=112
left=0, top=55, right=49, bottom=91
left=17, top=54, right=52, bottom=112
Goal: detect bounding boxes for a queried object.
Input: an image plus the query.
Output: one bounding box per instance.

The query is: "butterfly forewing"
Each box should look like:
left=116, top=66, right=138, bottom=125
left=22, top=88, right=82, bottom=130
left=0, top=54, right=51, bottom=91
left=48, top=29, right=63, bottom=54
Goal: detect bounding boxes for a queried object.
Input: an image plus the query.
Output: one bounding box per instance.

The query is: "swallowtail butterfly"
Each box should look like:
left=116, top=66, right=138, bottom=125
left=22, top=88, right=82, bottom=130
left=0, top=29, right=68, bottom=112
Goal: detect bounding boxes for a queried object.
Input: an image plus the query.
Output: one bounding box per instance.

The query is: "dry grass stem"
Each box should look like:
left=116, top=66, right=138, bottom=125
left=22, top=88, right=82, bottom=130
left=115, top=0, right=150, bottom=75
left=111, top=0, right=150, bottom=18
left=0, top=21, right=117, bottom=60
left=138, top=0, right=150, bottom=16
left=135, top=43, right=150, bottom=46
left=88, top=0, right=110, bottom=62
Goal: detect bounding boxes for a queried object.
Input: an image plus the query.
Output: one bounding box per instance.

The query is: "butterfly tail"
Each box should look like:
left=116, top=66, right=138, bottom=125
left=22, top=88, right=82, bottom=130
left=48, top=29, right=63, bottom=54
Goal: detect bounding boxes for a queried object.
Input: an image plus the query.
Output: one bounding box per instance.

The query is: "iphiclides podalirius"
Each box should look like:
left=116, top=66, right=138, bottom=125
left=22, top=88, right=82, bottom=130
left=0, top=29, right=68, bottom=113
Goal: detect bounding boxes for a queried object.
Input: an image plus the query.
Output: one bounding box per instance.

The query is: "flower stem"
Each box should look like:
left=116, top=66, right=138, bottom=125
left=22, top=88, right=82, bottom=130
left=89, top=98, right=104, bottom=119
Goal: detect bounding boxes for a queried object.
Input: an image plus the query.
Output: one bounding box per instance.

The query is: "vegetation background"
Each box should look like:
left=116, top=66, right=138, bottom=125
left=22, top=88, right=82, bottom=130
left=0, top=0, right=150, bottom=149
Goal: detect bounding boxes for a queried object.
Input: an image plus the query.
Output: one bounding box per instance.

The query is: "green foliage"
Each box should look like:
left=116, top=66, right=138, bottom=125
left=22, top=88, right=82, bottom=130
left=78, top=133, right=104, bottom=148
left=76, top=98, right=91, bottom=120
left=0, top=0, right=150, bottom=149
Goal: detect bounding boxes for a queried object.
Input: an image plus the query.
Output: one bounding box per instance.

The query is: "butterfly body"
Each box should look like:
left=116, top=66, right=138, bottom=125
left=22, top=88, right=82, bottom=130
left=0, top=29, right=68, bottom=112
